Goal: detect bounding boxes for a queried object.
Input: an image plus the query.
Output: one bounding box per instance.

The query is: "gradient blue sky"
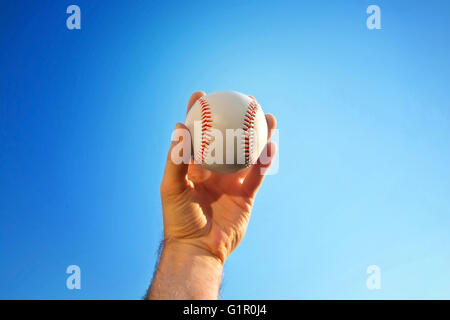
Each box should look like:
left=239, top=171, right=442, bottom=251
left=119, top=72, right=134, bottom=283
left=1, top=0, right=450, bottom=299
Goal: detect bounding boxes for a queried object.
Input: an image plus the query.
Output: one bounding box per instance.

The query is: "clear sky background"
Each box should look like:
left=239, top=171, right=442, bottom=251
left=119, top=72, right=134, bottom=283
left=1, top=0, right=450, bottom=299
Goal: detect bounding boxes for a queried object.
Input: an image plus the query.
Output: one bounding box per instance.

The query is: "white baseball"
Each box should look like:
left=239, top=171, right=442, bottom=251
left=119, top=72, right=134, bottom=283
left=185, top=91, right=268, bottom=173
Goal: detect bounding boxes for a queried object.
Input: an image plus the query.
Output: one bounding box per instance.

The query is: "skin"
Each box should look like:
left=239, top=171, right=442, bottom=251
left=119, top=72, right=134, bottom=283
left=147, top=91, right=277, bottom=300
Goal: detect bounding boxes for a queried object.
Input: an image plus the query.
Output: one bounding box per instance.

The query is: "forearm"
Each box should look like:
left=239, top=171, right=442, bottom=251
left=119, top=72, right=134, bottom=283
left=147, top=241, right=223, bottom=300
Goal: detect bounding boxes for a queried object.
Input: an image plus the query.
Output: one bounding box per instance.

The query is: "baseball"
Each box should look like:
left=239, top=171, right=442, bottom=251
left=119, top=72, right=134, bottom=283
left=185, top=91, right=268, bottom=173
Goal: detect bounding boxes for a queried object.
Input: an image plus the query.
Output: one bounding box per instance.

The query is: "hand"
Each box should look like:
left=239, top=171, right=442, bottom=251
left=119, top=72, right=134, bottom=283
left=148, top=91, right=277, bottom=299
left=160, top=91, right=277, bottom=264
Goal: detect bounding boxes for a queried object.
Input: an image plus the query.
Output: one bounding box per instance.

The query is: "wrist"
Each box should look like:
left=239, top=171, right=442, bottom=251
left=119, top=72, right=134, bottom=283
left=163, top=235, right=230, bottom=265
left=148, top=239, right=223, bottom=299
left=162, top=239, right=226, bottom=271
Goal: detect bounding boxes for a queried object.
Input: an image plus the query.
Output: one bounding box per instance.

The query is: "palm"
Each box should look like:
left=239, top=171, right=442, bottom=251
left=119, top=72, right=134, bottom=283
left=163, top=165, right=254, bottom=256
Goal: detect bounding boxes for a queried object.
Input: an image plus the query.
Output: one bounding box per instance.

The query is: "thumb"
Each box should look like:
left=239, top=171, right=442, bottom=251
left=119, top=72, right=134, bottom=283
left=160, top=123, right=191, bottom=194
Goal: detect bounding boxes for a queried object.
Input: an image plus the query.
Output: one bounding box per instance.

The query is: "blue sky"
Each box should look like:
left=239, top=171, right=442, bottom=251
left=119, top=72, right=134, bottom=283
left=1, top=0, right=450, bottom=299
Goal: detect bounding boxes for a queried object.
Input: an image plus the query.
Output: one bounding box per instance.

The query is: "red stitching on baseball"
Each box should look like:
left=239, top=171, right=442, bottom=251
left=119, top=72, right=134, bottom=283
left=242, top=100, right=259, bottom=165
left=198, top=97, right=212, bottom=163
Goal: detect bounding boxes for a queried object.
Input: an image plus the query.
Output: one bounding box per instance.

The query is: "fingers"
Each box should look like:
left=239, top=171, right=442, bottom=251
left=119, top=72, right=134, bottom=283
left=248, top=94, right=277, bottom=140
left=207, top=167, right=251, bottom=192
left=161, top=123, right=191, bottom=194
left=186, top=91, right=206, bottom=116
left=265, top=113, right=277, bottom=140
left=161, top=91, right=206, bottom=193
left=241, top=141, right=277, bottom=198
left=181, top=92, right=277, bottom=197
left=185, top=91, right=211, bottom=184
left=210, top=95, right=276, bottom=193
left=187, top=162, right=212, bottom=184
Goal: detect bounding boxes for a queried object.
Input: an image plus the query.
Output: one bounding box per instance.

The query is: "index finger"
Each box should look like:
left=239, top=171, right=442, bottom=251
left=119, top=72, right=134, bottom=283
left=186, top=91, right=206, bottom=116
